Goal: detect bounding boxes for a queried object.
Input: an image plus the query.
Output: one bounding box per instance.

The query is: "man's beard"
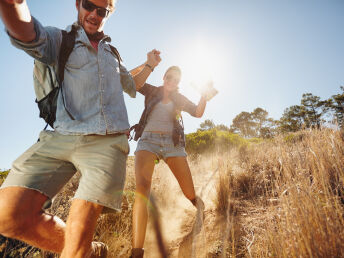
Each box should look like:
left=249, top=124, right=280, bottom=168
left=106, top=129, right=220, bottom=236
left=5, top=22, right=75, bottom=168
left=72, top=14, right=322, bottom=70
left=77, top=12, right=104, bottom=40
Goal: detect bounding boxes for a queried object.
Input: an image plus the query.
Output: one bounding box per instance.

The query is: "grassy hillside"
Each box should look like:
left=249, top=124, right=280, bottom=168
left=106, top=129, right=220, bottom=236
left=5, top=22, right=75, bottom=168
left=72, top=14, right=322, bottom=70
left=214, top=128, right=344, bottom=257
left=1, top=129, right=344, bottom=257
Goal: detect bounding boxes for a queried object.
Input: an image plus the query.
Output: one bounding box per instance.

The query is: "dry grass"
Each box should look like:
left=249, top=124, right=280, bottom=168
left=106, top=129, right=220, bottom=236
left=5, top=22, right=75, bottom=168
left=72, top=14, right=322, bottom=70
left=2, top=129, right=344, bottom=257
left=215, top=128, right=344, bottom=257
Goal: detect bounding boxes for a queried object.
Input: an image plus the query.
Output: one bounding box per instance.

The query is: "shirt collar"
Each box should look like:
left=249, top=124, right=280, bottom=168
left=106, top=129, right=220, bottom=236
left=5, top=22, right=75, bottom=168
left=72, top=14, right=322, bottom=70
left=65, top=22, right=111, bottom=43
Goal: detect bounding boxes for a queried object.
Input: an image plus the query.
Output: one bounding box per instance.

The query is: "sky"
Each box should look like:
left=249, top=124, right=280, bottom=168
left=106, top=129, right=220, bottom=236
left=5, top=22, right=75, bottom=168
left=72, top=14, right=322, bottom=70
left=0, top=0, right=343, bottom=169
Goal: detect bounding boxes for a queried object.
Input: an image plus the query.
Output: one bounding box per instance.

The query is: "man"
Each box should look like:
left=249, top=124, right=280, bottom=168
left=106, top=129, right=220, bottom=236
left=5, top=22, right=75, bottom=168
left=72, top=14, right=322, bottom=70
left=0, top=0, right=161, bottom=257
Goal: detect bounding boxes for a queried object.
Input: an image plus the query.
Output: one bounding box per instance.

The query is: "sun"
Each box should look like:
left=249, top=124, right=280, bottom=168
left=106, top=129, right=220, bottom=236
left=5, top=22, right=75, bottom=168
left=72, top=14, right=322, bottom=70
left=177, top=39, right=224, bottom=95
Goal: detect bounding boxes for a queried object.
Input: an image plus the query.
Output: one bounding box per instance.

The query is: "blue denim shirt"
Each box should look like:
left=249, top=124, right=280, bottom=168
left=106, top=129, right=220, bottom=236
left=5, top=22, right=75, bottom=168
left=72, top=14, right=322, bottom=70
left=9, top=17, right=136, bottom=135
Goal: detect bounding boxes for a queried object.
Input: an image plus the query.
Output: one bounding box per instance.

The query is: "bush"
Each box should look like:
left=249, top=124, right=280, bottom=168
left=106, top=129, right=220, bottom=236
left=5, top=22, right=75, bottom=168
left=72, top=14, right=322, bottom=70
left=185, top=129, right=249, bottom=156
left=0, top=169, right=9, bottom=185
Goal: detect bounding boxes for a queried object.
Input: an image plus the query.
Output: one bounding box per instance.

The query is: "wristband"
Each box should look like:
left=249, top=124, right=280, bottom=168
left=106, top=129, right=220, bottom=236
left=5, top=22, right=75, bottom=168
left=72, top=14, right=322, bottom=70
left=145, top=63, right=154, bottom=72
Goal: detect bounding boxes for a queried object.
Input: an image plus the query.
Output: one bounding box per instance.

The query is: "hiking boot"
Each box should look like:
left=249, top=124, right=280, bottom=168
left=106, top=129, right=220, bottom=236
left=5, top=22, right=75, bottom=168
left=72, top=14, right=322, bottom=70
left=191, top=196, right=205, bottom=212
left=130, top=248, right=144, bottom=258
left=190, top=196, right=205, bottom=235
left=90, top=242, right=108, bottom=258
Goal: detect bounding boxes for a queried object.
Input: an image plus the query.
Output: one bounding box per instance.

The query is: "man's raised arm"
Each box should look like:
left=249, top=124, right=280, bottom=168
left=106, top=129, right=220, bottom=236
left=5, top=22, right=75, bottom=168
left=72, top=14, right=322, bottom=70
left=131, top=49, right=161, bottom=90
left=0, top=0, right=35, bottom=42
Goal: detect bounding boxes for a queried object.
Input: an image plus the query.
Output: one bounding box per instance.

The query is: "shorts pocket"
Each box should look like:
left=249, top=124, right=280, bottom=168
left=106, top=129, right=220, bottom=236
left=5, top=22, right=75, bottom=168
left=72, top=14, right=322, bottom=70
left=38, top=130, right=54, bottom=142
left=110, top=134, right=129, bottom=155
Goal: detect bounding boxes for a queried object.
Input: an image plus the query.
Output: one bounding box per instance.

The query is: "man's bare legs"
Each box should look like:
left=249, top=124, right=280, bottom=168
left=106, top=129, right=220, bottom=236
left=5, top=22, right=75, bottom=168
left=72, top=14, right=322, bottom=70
left=0, top=187, right=65, bottom=253
left=0, top=187, right=104, bottom=257
left=61, top=199, right=103, bottom=258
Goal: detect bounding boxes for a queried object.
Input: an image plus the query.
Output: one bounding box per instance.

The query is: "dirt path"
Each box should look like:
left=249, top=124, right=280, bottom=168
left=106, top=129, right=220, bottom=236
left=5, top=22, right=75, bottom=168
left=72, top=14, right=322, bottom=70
left=142, top=160, right=222, bottom=258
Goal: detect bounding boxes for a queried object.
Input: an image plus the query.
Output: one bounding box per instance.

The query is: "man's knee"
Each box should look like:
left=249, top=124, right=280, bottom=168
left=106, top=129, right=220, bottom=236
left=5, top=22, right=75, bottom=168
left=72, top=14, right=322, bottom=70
left=0, top=187, right=47, bottom=237
left=0, top=201, right=27, bottom=237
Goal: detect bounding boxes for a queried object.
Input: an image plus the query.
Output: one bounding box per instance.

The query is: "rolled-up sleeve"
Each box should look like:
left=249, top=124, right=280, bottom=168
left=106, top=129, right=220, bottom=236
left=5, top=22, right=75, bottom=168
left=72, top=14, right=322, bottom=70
left=171, top=92, right=197, bottom=117
left=8, top=16, right=62, bottom=65
left=138, top=83, right=155, bottom=96
left=120, top=64, right=136, bottom=98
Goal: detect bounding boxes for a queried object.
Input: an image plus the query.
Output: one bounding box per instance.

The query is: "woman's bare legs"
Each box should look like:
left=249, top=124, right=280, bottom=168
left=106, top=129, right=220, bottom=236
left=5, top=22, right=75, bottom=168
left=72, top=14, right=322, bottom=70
left=166, top=155, right=204, bottom=251
left=165, top=156, right=196, bottom=202
left=132, top=154, right=202, bottom=252
left=132, top=150, right=157, bottom=248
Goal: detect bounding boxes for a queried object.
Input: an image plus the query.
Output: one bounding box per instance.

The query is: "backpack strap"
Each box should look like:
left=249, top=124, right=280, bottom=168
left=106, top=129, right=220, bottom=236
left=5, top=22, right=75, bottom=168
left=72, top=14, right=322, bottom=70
left=109, top=44, right=122, bottom=68
left=58, top=25, right=77, bottom=83
left=57, top=25, right=78, bottom=121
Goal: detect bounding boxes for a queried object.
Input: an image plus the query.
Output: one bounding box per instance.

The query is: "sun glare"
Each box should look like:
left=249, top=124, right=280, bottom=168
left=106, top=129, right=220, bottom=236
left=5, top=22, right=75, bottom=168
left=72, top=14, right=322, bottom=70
left=178, top=40, right=224, bottom=94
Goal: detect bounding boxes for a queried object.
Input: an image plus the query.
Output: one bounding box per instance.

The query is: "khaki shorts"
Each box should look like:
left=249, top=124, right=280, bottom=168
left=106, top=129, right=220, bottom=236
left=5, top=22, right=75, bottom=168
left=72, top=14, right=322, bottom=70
left=1, top=130, right=129, bottom=213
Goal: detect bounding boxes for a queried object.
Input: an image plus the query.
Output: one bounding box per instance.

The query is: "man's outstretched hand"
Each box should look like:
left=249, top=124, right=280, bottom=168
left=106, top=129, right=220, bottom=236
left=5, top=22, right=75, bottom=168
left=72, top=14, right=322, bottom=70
left=146, top=49, right=161, bottom=70
left=3, top=0, right=24, bottom=4
left=0, top=0, right=35, bottom=43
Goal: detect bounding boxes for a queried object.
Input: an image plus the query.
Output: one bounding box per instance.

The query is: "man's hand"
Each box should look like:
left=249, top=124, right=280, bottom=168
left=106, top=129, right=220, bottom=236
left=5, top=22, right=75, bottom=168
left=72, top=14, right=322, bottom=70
left=2, top=0, right=24, bottom=5
left=131, top=49, right=161, bottom=90
left=146, top=49, right=161, bottom=69
left=0, top=0, right=35, bottom=42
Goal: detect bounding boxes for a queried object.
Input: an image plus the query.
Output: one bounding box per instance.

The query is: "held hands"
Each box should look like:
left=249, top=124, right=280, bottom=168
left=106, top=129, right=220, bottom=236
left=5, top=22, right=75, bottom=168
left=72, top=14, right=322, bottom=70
left=146, top=49, right=161, bottom=71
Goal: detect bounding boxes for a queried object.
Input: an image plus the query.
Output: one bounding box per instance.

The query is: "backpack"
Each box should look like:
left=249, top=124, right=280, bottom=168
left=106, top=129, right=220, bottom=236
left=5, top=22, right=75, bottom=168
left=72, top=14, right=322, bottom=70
left=33, top=25, right=122, bottom=129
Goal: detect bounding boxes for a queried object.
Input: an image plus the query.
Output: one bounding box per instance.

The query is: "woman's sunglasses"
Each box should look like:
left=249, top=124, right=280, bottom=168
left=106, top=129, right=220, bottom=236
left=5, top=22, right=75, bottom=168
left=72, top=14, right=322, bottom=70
left=82, top=0, right=110, bottom=18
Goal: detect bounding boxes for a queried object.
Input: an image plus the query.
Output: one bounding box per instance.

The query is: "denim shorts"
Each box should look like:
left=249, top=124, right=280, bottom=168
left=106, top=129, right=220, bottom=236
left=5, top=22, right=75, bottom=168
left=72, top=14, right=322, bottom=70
left=135, top=131, right=187, bottom=161
left=1, top=130, right=129, bottom=213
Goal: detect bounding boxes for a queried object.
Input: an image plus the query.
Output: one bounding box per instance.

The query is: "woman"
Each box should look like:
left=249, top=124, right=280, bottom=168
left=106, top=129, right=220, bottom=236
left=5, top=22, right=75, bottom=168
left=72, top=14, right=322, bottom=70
left=130, top=65, right=213, bottom=258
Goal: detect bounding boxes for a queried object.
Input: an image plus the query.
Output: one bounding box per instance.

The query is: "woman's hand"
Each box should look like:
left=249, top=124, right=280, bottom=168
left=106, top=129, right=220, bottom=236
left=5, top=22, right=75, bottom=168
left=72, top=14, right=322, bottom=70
left=191, top=80, right=217, bottom=102
left=201, top=81, right=218, bottom=101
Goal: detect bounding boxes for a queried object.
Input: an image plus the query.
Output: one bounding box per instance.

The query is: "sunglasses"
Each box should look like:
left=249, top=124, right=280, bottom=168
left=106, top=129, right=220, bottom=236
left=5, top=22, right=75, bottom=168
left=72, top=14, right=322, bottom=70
left=82, top=0, right=110, bottom=18
left=165, top=74, right=181, bottom=82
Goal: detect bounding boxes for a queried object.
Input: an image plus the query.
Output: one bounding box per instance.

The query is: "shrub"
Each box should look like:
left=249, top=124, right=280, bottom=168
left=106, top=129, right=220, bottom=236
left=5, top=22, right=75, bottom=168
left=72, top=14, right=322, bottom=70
left=0, top=169, right=9, bottom=185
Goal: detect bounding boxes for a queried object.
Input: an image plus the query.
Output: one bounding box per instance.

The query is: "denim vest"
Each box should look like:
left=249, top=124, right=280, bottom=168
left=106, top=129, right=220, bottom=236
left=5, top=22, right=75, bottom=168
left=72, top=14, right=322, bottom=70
left=132, top=83, right=198, bottom=146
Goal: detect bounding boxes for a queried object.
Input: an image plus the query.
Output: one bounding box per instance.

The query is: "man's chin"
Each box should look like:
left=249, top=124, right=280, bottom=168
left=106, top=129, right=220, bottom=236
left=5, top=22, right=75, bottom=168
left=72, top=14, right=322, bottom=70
left=82, top=24, right=98, bottom=35
left=84, top=28, right=97, bottom=35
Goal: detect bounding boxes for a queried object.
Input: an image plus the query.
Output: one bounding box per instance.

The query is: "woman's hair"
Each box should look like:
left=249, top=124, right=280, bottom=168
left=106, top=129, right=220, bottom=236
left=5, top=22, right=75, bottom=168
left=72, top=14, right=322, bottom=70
left=77, top=0, right=116, bottom=12
left=164, top=66, right=182, bottom=78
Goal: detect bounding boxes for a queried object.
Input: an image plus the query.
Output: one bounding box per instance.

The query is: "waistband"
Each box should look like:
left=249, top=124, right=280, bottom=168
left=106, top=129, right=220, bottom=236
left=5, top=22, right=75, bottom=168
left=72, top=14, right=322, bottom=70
left=142, top=131, right=172, bottom=137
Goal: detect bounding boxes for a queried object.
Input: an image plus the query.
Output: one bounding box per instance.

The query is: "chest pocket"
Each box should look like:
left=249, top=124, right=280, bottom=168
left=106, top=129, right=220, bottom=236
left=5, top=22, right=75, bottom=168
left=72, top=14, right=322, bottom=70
left=104, top=47, right=120, bottom=73
left=66, top=42, right=89, bottom=69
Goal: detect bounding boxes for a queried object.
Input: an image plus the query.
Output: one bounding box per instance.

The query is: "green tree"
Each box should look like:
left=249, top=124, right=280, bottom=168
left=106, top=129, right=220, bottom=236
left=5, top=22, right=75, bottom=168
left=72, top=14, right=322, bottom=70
left=251, top=107, right=277, bottom=138
left=301, top=93, right=328, bottom=128
left=215, top=124, right=230, bottom=131
left=279, top=105, right=305, bottom=133
left=199, top=119, right=215, bottom=131
left=230, top=111, right=255, bottom=138
left=328, top=86, right=344, bottom=127
left=230, top=108, right=276, bottom=138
